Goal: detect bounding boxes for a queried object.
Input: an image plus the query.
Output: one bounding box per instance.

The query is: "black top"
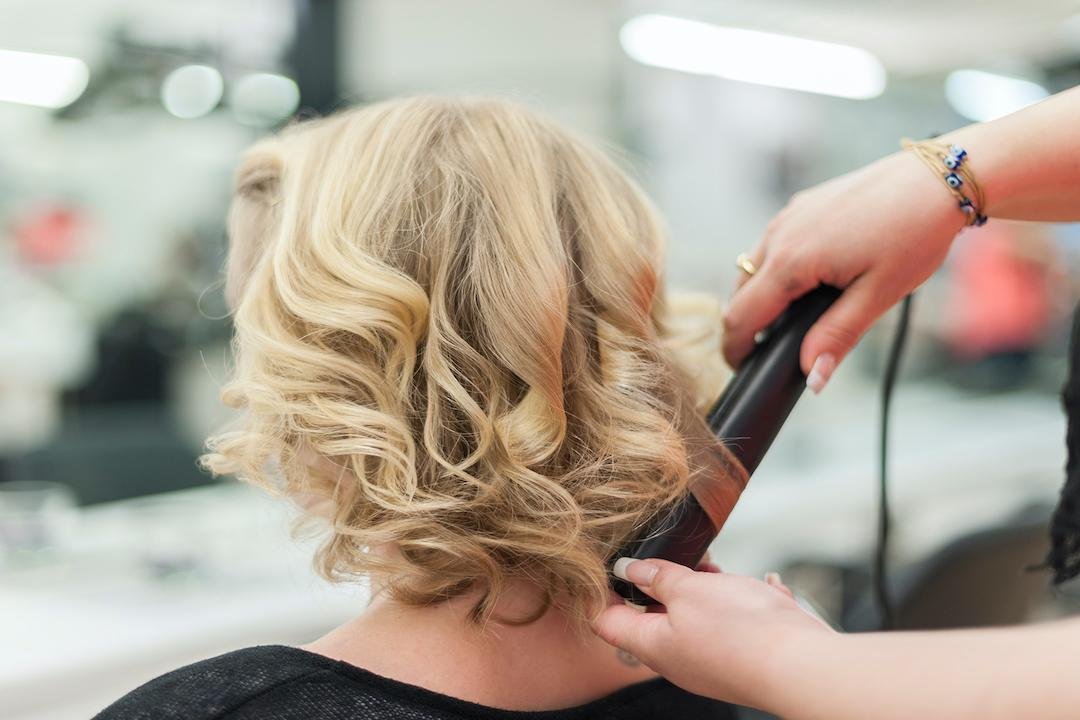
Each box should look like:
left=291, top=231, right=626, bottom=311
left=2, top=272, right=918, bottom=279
left=92, top=645, right=738, bottom=720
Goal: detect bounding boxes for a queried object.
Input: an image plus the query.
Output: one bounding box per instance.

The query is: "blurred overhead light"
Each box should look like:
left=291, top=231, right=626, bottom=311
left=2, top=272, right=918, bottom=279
left=161, top=64, right=223, bottom=119
left=619, top=14, right=886, bottom=100
left=0, top=49, right=89, bottom=109
left=230, top=72, right=300, bottom=126
left=945, top=69, right=1049, bottom=122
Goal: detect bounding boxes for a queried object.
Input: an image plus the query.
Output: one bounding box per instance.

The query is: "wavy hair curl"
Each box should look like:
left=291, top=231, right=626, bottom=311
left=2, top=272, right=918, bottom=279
left=203, top=96, right=739, bottom=625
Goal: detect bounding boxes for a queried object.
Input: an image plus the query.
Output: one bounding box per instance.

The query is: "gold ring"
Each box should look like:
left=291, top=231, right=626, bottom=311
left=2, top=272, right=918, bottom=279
left=735, top=252, right=757, bottom=277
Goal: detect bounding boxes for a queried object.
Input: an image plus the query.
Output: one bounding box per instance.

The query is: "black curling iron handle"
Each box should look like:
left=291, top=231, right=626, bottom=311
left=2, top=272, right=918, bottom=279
left=612, top=285, right=841, bottom=604
left=705, top=284, right=842, bottom=473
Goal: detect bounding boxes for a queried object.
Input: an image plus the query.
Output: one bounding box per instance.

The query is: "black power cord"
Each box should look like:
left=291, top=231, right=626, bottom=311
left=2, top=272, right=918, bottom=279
left=875, top=293, right=914, bottom=630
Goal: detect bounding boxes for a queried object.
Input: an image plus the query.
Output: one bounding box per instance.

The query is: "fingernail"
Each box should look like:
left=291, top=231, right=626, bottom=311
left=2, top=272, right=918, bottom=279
left=613, top=557, right=658, bottom=585
left=806, top=353, right=836, bottom=394
left=613, top=557, right=635, bottom=581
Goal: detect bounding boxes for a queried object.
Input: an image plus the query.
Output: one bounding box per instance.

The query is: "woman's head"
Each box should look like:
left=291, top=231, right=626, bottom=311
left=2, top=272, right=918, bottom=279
left=205, top=95, right=735, bottom=625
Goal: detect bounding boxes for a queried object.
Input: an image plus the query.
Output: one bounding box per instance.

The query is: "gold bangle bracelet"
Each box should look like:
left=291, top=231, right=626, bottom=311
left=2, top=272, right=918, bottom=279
left=900, top=138, right=987, bottom=227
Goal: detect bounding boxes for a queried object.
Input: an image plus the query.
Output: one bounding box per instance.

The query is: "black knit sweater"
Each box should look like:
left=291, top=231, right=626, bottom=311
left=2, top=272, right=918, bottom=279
left=92, top=645, right=737, bottom=720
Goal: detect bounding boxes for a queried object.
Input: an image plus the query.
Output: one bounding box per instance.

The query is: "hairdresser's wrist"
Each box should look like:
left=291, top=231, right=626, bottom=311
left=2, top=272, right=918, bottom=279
left=889, top=149, right=971, bottom=241
left=937, top=113, right=1058, bottom=222
left=756, top=625, right=850, bottom=718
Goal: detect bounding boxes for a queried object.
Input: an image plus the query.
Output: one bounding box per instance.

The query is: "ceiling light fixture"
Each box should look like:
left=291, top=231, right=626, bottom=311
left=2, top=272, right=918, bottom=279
left=945, top=69, right=1049, bottom=122
left=620, top=14, right=886, bottom=100
left=230, top=72, right=300, bottom=126
left=161, top=65, right=224, bottom=119
left=0, top=49, right=89, bottom=109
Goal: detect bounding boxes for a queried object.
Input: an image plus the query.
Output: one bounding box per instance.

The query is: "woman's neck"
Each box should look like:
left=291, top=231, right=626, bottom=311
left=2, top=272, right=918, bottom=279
left=302, top=581, right=659, bottom=711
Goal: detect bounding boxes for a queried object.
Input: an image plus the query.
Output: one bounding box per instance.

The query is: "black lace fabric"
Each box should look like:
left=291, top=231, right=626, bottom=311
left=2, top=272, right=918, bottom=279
left=1046, top=303, right=1080, bottom=584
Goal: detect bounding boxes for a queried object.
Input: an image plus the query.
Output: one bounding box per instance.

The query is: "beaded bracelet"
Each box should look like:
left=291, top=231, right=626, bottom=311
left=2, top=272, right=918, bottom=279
left=900, top=138, right=988, bottom=227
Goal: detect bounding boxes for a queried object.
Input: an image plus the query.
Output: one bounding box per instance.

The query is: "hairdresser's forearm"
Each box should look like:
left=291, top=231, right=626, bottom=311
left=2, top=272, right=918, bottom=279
left=767, top=617, right=1080, bottom=720
left=938, top=85, right=1080, bottom=222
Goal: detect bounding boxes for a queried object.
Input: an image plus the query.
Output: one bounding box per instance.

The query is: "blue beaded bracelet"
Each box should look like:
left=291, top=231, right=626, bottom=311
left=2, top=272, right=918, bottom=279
left=901, top=138, right=987, bottom=228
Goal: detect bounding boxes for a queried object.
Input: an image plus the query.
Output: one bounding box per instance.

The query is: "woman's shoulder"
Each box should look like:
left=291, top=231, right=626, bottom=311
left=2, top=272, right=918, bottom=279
left=92, top=643, right=741, bottom=720
left=91, top=645, right=330, bottom=720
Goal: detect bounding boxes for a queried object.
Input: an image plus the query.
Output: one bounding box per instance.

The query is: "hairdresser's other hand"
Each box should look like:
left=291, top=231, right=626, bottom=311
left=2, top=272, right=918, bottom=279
left=722, top=151, right=967, bottom=390
left=593, top=559, right=836, bottom=710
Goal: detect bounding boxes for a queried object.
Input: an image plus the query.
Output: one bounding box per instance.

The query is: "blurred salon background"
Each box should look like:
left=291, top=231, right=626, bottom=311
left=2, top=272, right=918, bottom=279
left=2, top=1, right=1079, bottom=717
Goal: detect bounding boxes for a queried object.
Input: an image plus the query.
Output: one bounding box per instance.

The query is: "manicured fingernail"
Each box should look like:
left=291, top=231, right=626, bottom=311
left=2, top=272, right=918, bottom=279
left=613, top=557, right=657, bottom=585
left=806, top=353, right=836, bottom=394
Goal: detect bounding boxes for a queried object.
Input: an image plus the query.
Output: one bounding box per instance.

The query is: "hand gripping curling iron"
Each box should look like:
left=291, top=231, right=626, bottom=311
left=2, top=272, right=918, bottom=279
left=612, top=284, right=842, bottom=605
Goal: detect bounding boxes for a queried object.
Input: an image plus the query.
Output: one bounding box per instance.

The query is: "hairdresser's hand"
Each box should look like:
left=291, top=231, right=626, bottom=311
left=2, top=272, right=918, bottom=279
left=722, top=151, right=967, bottom=390
left=594, top=559, right=836, bottom=710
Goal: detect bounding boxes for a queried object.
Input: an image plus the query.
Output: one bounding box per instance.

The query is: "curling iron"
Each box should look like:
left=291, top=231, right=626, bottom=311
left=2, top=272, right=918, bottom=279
left=612, top=284, right=842, bottom=605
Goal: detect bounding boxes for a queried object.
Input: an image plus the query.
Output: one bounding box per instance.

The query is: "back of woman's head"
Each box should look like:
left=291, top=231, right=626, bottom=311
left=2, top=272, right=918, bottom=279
left=205, top=95, right=737, bottom=625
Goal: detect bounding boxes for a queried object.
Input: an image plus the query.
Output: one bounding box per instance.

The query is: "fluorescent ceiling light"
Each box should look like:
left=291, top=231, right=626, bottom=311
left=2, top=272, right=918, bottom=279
left=945, top=69, right=1049, bottom=122
left=620, top=14, right=886, bottom=100
left=161, top=64, right=224, bottom=119
left=0, top=49, right=89, bottom=108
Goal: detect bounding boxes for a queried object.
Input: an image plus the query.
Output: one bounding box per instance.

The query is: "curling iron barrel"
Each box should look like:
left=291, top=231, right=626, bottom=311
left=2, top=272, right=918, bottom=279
left=611, top=285, right=842, bottom=604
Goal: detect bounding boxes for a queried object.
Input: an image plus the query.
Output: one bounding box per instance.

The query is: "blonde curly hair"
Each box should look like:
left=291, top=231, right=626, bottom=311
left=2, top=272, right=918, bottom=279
left=203, top=95, right=740, bottom=626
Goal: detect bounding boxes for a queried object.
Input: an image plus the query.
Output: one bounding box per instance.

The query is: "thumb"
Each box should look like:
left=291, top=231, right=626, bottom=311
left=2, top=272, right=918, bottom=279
left=799, top=275, right=890, bottom=391
left=591, top=602, right=667, bottom=664
left=613, top=557, right=698, bottom=606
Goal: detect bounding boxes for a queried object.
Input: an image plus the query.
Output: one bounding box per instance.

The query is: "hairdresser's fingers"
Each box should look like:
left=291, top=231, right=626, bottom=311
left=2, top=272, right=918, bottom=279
left=696, top=552, right=721, bottom=574
left=799, top=272, right=894, bottom=390
left=722, top=259, right=819, bottom=368
left=613, top=558, right=700, bottom=607
left=734, top=245, right=768, bottom=291
left=764, top=571, right=795, bottom=600
left=592, top=603, right=669, bottom=667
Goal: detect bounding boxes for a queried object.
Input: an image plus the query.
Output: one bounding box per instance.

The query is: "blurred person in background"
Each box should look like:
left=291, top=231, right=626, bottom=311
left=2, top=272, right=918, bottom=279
left=595, top=86, right=1080, bottom=720
left=93, top=95, right=744, bottom=719
left=939, top=221, right=1058, bottom=391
